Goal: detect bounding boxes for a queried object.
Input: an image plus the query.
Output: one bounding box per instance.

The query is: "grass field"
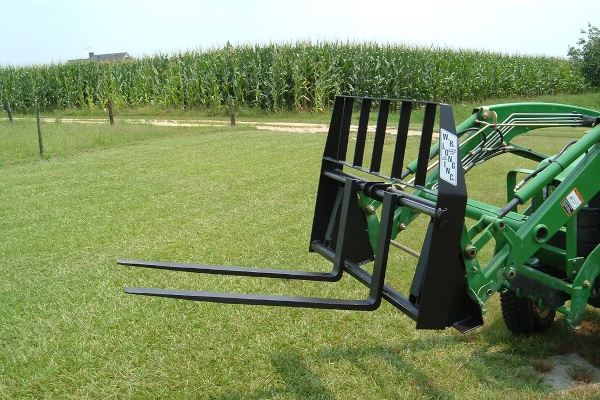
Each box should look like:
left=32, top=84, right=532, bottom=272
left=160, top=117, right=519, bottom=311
left=2, top=94, right=600, bottom=398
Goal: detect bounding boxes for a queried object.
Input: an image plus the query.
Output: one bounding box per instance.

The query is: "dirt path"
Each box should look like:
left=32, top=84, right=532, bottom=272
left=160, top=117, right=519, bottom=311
left=32, top=117, right=425, bottom=136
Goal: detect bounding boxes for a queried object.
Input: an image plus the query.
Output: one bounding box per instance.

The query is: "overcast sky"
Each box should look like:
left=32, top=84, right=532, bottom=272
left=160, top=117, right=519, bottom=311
left=1, top=0, right=598, bottom=66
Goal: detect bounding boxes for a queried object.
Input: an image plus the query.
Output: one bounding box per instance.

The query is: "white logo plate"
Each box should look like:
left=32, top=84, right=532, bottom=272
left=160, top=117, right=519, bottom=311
left=439, top=128, right=458, bottom=186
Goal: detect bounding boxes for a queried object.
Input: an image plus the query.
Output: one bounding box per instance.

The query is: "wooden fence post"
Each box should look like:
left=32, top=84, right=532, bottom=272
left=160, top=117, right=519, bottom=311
left=107, top=98, right=114, bottom=125
left=36, top=108, right=44, bottom=156
left=5, top=100, right=13, bottom=122
left=228, top=97, right=236, bottom=126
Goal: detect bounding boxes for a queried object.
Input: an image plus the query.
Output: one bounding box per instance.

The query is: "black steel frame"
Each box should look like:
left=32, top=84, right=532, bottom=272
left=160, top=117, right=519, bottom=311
left=120, top=95, right=483, bottom=332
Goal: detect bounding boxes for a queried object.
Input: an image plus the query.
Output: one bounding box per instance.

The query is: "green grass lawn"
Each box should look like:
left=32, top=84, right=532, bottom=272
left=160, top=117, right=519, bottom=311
left=2, top=96, right=600, bottom=399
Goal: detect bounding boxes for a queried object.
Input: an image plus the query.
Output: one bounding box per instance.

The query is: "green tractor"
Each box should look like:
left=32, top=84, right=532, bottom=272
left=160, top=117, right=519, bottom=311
left=120, top=96, right=600, bottom=334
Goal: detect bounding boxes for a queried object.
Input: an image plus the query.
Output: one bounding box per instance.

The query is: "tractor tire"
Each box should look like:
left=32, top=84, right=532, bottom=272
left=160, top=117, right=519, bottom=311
left=500, top=290, right=555, bottom=334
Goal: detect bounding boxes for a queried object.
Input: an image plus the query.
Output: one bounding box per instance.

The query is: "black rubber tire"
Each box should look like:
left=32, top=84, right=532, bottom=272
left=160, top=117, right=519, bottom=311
left=578, top=206, right=600, bottom=257
left=500, top=290, right=555, bottom=334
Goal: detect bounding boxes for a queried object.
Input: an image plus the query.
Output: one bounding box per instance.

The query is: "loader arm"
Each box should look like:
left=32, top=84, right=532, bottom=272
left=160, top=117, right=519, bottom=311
left=392, top=101, right=600, bottom=330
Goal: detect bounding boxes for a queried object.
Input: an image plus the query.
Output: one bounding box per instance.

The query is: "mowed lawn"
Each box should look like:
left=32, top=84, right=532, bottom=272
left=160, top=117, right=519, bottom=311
left=2, top=121, right=600, bottom=399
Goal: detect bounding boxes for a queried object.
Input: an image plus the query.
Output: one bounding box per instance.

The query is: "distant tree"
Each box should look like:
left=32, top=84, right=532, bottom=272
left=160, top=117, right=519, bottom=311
left=568, top=23, right=600, bottom=87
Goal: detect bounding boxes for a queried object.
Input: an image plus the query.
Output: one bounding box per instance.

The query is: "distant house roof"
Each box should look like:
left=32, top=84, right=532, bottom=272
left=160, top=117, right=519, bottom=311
left=67, top=52, right=132, bottom=63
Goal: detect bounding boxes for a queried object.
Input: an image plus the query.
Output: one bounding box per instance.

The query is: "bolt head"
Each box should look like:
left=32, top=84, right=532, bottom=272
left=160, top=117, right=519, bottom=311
left=464, top=246, right=477, bottom=259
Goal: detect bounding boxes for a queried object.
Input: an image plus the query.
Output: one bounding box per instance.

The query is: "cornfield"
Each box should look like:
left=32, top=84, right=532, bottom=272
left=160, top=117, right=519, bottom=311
left=0, top=42, right=588, bottom=113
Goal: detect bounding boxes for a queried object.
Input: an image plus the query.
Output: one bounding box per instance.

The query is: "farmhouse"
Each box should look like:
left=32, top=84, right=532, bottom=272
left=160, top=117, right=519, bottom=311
left=67, top=52, right=132, bottom=63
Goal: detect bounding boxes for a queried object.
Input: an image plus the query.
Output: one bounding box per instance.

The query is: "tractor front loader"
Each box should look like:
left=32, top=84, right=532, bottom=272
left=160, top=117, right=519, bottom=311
left=120, top=96, right=600, bottom=334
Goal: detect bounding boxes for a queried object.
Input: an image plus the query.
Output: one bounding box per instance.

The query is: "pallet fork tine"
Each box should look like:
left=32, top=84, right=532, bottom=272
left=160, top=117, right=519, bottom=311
left=121, top=180, right=397, bottom=311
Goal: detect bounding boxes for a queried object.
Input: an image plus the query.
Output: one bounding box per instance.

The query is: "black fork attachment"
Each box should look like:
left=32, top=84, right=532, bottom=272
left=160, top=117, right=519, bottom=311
left=119, top=96, right=483, bottom=333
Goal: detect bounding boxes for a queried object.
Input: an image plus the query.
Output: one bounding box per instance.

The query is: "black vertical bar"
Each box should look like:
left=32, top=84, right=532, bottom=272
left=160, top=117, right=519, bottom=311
left=391, top=101, right=412, bottom=179
left=367, top=191, right=396, bottom=303
left=370, top=100, right=390, bottom=173
left=415, top=104, right=482, bottom=331
left=323, top=96, right=346, bottom=159
left=311, top=96, right=346, bottom=250
left=353, top=98, right=371, bottom=167
left=310, top=96, right=353, bottom=251
left=337, top=97, right=355, bottom=162
left=323, top=186, right=344, bottom=246
left=415, top=103, right=437, bottom=186
left=333, top=179, right=357, bottom=270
